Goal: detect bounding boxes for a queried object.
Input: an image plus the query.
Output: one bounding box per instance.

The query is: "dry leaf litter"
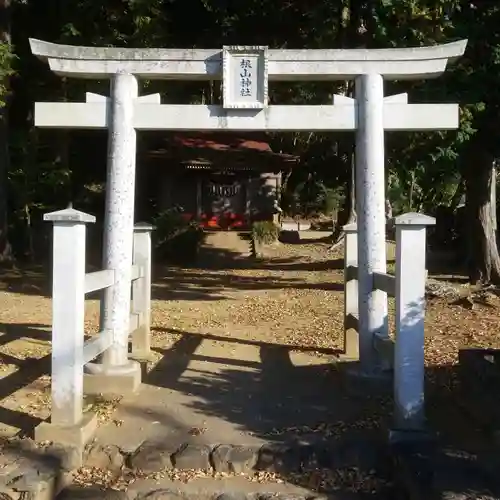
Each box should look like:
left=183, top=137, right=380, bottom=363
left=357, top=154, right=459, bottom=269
left=0, top=235, right=498, bottom=493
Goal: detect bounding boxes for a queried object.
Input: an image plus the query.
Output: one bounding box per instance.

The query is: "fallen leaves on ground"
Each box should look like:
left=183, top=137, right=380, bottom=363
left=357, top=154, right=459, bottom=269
left=150, top=238, right=346, bottom=353
left=0, top=232, right=500, bottom=483
left=72, top=465, right=391, bottom=495
left=90, top=396, right=123, bottom=425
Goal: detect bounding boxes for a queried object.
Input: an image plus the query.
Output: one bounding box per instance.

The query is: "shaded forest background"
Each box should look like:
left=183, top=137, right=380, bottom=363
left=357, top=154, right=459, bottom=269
left=0, top=0, right=499, bottom=283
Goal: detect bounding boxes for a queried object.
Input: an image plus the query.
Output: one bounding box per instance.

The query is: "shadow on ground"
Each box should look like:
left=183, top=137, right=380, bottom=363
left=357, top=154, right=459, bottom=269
left=0, top=322, right=498, bottom=497
left=128, top=327, right=500, bottom=497
left=0, top=264, right=52, bottom=297
left=147, top=328, right=349, bottom=440
left=0, top=235, right=470, bottom=300
left=0, top=235, right=493, bottom=497
left=145, top=327, right=496, bottom=446
left=0, top=248, right=344, bottom=301
left=0, top=322, right=100, bottom=438
left=151, top=237, right=345, bottom=301
left=0, top=323, right=52, bottom=435
left=151, top=267, right=344, bottom=302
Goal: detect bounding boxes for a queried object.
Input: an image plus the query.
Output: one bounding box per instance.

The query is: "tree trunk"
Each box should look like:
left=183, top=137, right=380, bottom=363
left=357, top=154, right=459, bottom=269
left=450, top=177, right=465, bottom=210
left=465, top=149, right=500, bottom=285
left=0, top=114, right=11, bottom=262
left=329, top=143, right=355, bottom=250
left=408, top=170, right=415, bottom=211
left=0, top=0, right=11, bottom=263
left=346, top=148, right=356, bottom=223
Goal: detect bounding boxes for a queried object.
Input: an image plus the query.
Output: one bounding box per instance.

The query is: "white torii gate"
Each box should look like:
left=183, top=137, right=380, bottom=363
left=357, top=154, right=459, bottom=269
left=30, top=38, right=467, bottom=389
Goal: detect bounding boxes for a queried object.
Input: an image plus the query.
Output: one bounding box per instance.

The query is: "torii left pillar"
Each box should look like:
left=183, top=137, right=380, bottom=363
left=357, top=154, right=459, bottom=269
left=355, top=74, right=388, bottom=373
left=84, top=71, right=142, bottom=395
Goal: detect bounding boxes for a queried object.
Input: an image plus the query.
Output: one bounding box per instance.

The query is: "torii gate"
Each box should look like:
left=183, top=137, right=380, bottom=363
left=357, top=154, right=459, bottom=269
left=30, top=39, right=467, bottom=390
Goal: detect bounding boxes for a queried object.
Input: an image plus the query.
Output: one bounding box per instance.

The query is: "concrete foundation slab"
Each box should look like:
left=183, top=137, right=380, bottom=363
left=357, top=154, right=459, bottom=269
left=338, top=360, right=393, bottom=397
left=34, top=412, right=97, bottom=455
left=131, top=324, right=152, bottom=360
left=83, top=360, right=141, bottom=396
left=126, top=475, right=318, bottom=500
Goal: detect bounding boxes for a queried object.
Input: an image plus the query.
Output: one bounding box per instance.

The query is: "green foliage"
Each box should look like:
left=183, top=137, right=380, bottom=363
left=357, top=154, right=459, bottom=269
left=0, top=42, right=15, bottom=107
left=252, top=221, right=280, bottom=245
left=152, top=209, right=205, bottom=264
left=293, top=178, right=345, bottom=217
left=323, top=187, right=346, bottom=216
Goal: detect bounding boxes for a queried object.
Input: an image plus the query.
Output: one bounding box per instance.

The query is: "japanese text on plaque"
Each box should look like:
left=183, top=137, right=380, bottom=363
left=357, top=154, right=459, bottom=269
left=239, top=58, right=252, bottom=97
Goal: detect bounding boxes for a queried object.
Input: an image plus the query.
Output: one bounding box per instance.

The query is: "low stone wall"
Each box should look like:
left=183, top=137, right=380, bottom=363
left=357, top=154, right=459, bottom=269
left=61, top=489, right=327, bottom=500
left=0, top=435, right=387, bottom=499
left=458, top=348, right=500, bottom=434
left=0, top=439, right=79, bottom=499
left=87, top=436, right=387, bottom=476
left=391, top=439, right=500, bottom=500
left=3, top=435, right=497, bottom=499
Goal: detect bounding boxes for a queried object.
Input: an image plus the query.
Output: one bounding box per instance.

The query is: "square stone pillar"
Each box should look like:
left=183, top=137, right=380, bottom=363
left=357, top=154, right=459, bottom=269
left=35, top=206, right=98, bottom=453
left=393, top=212, right=435, bottom=433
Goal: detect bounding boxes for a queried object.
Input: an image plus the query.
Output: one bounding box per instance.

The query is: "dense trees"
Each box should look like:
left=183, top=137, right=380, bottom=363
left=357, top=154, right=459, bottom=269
left=0, top=0, right=13, bottom=261
left=0, top=0, right=499, bottom=283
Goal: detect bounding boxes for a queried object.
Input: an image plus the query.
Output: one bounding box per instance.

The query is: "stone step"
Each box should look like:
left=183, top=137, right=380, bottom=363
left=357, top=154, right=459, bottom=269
left=56, top=436, right=393, bottom=499
left=5, top=435, right=500, bottom=499
left=392, top=440, right=500, bottom=499
left=82, top=433, right=390, bottom=477
left=457, top=348, right=500, bottom=435
left=59, top=474, right=384, bottom=499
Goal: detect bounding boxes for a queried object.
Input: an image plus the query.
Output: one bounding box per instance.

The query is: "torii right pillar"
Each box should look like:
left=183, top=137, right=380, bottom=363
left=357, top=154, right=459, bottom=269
left=353, top=70, right=461, bottom=374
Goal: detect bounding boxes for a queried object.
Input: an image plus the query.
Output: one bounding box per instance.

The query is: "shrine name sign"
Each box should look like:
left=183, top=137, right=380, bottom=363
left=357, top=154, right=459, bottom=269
left=222, top=46, right=269, bottom=109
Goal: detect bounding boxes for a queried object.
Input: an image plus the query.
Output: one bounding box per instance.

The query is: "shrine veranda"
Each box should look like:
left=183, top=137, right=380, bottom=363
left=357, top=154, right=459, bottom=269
left=30, top=38, right=467, bottom=386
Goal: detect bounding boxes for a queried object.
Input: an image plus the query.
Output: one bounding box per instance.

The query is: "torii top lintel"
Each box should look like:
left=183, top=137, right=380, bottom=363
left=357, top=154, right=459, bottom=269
left=29, top=38, right=467, bottom=81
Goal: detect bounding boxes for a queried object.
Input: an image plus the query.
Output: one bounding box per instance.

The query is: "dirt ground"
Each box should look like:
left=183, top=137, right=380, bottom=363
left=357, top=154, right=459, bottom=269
left=0, top=231, right=499, bottom=449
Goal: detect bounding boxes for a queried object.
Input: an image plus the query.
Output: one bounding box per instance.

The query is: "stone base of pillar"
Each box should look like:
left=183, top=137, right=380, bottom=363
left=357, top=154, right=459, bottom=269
left=130, top=350, right=155, bottom=362
left=389, top=428, right=434, bottom=445
left=131, top=324, right=151, bottom=360
left=35, top=412, right=97, bottom=457
left=373, top=333, right=394, bottom=372
left=339, top=361, right=392, bottom=396
left=343, top=329, right=359, bottom=360
left=83, top=360, right=141, bottom=396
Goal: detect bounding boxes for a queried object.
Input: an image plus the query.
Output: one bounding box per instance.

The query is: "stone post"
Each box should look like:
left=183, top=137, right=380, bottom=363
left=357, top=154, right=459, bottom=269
left=393, top=212, right=435, bottom=431
left=355, top=73, right=389, bottom=371
left=35, top=207, right=97, bottom=451
left=343, top=222, right=359, bottom=359
left=131, top=223, right=153, bottom=359
left=86, top=71, right=142, bottom=395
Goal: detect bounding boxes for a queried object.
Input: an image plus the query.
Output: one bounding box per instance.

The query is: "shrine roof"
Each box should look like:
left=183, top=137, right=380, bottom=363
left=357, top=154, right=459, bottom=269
left=147, top=132, right=298, bottom=168
left=173, top=133, right=271, bottom=153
